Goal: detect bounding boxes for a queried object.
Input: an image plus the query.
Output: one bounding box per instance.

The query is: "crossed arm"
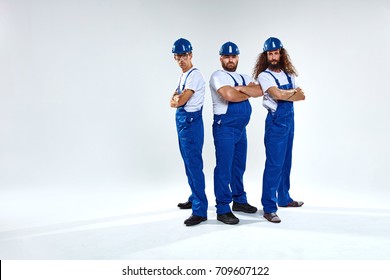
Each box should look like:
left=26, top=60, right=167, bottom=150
left=217, top=83, right=263, bottom=102
left=170, top=89, right=194, bottom=108
left=170, top=82, right=266, bottom=107
left=267, top=86, right=305, bottom=101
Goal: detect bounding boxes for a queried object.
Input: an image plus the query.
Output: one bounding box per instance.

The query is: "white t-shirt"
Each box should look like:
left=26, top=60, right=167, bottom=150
left=176, top=67, right=205, bottom=112
left=209, top=70, right=253, bottom=115
left=257, top=69, right=296, bottom=112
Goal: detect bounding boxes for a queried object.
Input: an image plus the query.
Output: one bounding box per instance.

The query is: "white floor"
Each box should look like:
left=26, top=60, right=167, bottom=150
left=1, top=182, right=389, bottom=260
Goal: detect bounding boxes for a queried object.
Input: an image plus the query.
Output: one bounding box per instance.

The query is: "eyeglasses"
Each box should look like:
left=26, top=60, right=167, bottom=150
left=174, top=53, right=190, bottom=61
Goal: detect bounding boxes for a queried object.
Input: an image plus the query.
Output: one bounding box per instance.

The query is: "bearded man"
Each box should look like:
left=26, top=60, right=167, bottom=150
left=253, top=37, right=306, bottom=223
left=209, top=41, right=262, bottom=225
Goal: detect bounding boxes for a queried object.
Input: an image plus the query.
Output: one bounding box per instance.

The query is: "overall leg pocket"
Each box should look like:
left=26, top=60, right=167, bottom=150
left=178, top=117, right=195, bottom=144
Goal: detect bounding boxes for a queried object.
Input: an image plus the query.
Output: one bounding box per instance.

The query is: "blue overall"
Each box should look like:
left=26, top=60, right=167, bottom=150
left=175, top=68, right=208, bottom=218
left=262, top=71, right=294, bottom=213
left=213, top=73, right=251, bottom=214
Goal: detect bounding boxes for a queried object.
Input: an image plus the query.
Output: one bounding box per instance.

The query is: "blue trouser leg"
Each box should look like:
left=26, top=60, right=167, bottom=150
left=213, top=123, right=234, bottom=215
left=213, top=115, right=249, bottom=214
left=180, top=151, right=194, bottom=204
left=230, top=127, right=248, bottom=204
left=177, top=111, right=208, bottom=217
left=178, top=142, right=194, bottom=204
left=277, top=120, right=294, bottom=206
left=261, top=111, right=293, bottom=213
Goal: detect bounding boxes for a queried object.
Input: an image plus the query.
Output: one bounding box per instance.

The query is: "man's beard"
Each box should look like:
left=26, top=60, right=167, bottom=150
left=222, top=62, right=237, bottom=72
left=268, top=61, right=281, bottom=71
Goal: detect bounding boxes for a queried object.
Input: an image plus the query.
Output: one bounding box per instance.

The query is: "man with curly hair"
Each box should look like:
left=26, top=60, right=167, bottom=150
left=252, top=37, right=306, bottom=223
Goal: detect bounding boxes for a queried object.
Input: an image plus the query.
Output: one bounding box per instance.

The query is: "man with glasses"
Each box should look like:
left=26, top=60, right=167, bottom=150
left=170, top=38, right=208, bottom=226
left=209, top=41, right=263, bottom=225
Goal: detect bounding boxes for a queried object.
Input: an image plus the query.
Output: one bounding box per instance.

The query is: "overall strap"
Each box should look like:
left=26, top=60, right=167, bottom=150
left=264, top=70, right=280, bottom=87
left=264, top=70, right=293, bottom=88
left=225, top=72, right=247, bottom=86
left=284, top=71, right=292, bottom=85
left=239, top=74, right=247, bottom=86
left=177, top=68, right=198, bottom=92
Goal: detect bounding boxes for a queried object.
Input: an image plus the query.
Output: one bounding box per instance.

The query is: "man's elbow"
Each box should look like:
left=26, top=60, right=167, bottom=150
left=267, top=88, right=282, bottom=100
left=225, top=93, right=241, bottom=102
left=218, top=92, right=234, bottom=102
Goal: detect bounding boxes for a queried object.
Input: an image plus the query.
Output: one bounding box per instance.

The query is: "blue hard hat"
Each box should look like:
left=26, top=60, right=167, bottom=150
left=263, top=37, right=283, bottom=52
left=219, top=41, right=240, bottom=55
left=172, top=38, right=193, bottom=54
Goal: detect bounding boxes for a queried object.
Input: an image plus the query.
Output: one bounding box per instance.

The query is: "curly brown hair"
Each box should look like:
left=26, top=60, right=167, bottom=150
left=252, top=48, right=298, bottom=79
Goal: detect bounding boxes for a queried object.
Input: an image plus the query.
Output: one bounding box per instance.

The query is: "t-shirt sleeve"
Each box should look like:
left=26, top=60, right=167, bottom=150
left=209, top=70, right=231, bottom=91
left=185, top=70, right=205, bottom=93
left=258, top=72, right=277, bottom=93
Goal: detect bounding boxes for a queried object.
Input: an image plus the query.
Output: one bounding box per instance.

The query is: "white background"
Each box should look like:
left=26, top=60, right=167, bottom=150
left=1, top=0, right=390, bottom=268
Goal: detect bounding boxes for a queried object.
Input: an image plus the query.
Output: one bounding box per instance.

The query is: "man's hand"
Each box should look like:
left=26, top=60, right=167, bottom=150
left=170, top=89, right=195, bottom=108
left=170, top=92, right=180, bottom=108
left=293, top=87, right=305, bottom=101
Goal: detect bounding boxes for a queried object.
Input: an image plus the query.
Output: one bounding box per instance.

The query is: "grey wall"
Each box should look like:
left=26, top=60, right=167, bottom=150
left=1, top=0, right=389, bottom=202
